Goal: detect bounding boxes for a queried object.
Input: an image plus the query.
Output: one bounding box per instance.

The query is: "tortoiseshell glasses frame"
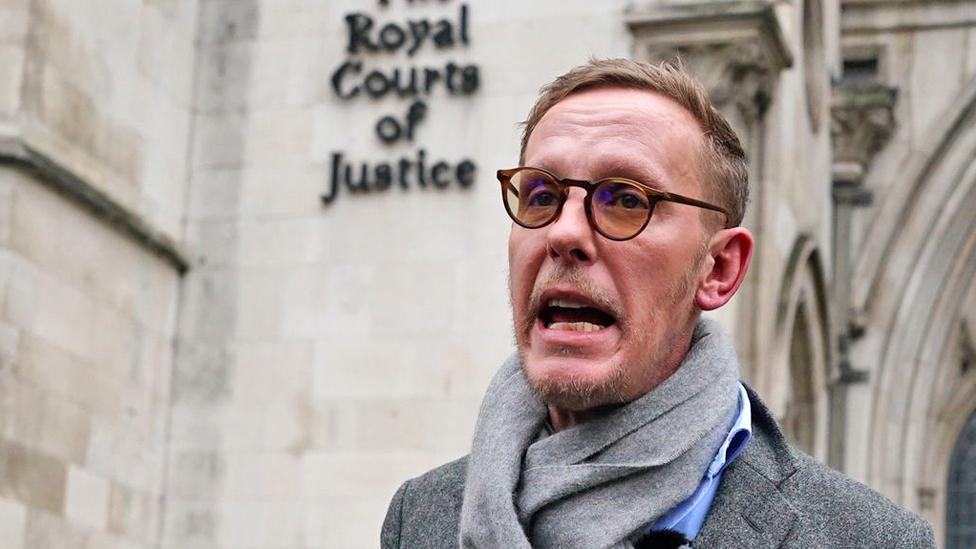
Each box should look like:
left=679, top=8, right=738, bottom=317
left=497, top=166, right=733, bottom=241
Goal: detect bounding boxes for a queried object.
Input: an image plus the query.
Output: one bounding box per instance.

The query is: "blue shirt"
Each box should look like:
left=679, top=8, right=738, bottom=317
left=647, top=383, right=753, bottom=540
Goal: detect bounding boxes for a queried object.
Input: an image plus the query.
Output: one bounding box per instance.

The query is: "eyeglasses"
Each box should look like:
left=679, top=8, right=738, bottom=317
left=497, top=167, right=733, bottom=241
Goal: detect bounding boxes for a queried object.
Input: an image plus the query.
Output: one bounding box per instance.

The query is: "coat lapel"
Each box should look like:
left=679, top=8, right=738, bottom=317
left=692, top=388, right=800, bottom=549
left=692, top=458, right=798, bottom=548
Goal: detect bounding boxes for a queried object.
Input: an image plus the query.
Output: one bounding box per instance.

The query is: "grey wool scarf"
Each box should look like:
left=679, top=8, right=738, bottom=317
left=459, top=319, right=741, bottom=549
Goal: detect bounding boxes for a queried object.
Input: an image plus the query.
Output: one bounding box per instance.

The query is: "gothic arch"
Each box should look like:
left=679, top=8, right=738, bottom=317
left=767, top=235, right=832, bottom=461
left=865, top=164, right=976, bottom=514
left=853, top=74, right=976, bottom=314
left=848, top=75, right=976, bottom=536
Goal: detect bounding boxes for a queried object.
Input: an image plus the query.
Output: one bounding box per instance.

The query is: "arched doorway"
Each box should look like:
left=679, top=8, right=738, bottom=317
left=846, top=74, right=976, bottom=520
left=784, top=302, right=818, bottom=454
left=770, top=236, right=831, bottom=462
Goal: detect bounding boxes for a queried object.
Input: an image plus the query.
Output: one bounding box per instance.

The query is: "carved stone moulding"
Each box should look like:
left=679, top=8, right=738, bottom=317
left=829, top=80, right=897, bottom=186
left=626, top=0, right=794, bottom=122
left=0, top=136, right=190, bottom=273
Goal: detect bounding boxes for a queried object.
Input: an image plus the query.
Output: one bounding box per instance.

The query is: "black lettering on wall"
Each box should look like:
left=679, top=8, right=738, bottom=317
left=407, top=20, right=430, bottom=56
left=379, top=22, right=407, bottom=50
left=431, top=161, right=450, bottom=188
left=460, top=65, right=479, bottom=94
left=404, top=100, right=427, bottom=140
left=331, top=60, right=362, bottom=99
left=375, top=116, right=402, bottom=143
left=326, top=2, right=479, bottom=207
left=346, top=14, right=378, bottom=54
left=326, top=151, right=479, bottom=205
left=375, top=163, right=393, bottom=190
left=459, top=4, right=469, bottom=44
left=456, top=160, right=476, bottom=187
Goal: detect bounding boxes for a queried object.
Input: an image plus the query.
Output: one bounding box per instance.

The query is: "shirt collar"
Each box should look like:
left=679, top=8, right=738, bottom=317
left=707, top=382, right=753, bottom=478
left=647, top=382, right=753, bottom=539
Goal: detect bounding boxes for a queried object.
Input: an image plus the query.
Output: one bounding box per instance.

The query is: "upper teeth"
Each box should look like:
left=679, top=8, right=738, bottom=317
left=547, top=299, right=587, bottom=309
left=549, top=322, right=604, bottom=332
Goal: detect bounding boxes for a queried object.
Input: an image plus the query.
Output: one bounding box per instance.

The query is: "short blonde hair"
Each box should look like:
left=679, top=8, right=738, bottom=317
left=520, top=58, right=749, bottom=226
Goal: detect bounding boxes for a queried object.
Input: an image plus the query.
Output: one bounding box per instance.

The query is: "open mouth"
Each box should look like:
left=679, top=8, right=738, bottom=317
left=539, top=298, right=617, bottom=332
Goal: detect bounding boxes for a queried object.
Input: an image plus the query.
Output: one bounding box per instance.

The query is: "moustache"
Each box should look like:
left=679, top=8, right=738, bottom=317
left=525, top=268, right=625, bottom=324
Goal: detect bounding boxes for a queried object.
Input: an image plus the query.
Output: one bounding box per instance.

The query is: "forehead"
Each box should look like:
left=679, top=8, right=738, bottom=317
left=525, top=88, right=705, bottom=188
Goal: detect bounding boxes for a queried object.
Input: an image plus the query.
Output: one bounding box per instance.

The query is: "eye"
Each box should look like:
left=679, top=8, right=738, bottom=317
left=528, top=188, right=557, bottom=207
left=523, top=177, right=560, bottom=208
left=597, top=184, right=649, bottom=210
left=616, top=193, right=645, bottom=209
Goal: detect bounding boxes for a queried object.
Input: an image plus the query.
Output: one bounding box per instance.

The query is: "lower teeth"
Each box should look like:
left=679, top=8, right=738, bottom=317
left=548, top=322, right=605, bottom=332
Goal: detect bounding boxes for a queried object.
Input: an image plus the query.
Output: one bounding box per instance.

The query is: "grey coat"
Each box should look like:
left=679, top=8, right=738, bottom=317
left=381, top=389, right=935, bottom=548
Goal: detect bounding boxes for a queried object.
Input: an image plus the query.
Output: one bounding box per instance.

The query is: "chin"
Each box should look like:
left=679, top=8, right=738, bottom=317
left=521, top=353, right=629, bottom=411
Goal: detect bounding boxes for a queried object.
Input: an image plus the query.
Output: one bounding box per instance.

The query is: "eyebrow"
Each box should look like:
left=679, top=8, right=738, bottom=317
left=602, top=163, right=667, bottom=189
left=577, top=159, right=670, bottom=191
left=524, top=159, right=669, bottom=190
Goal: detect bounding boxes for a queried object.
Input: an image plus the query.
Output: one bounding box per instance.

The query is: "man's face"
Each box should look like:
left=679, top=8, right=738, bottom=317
left=509, top=87, right=712, bottom=411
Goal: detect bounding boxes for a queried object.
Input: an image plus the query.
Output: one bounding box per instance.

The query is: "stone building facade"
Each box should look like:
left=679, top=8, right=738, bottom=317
left=0, top=0, right=973, bottom=548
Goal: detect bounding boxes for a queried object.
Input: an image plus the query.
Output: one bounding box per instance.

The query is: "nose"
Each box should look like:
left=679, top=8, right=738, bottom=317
left=546, top=188, right=597, bottom=264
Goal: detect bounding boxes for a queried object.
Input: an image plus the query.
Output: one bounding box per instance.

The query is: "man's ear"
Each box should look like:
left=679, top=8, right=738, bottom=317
left=695, top=227, right=754, bottom=311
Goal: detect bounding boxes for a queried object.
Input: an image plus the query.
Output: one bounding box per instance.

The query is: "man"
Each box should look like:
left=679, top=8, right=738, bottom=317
left=381, top=59, right=935, bottom=548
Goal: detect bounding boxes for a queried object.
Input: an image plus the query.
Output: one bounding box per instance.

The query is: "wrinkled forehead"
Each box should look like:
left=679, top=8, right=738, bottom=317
left=525, top=88, right=707, bottom=190
left=542, top=87, right=704, bottom=133
left=528, top=88, right=705, bottom=150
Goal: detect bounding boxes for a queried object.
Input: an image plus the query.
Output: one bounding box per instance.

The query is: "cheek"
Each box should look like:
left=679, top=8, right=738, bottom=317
left=508, top=233, right=538, bottom=304
left=612, top=242, right=661, bottom=284
left=612, top=250, right=677, bottom=317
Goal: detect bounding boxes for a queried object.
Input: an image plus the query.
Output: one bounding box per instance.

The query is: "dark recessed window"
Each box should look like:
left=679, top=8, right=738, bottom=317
left=842, top=58, right=880, bottom=83
left=947, top=410, right=976, bottom=549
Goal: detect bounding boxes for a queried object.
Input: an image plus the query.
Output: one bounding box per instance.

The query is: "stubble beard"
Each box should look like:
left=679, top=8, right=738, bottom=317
left=509, top=247, right=707, bottom=411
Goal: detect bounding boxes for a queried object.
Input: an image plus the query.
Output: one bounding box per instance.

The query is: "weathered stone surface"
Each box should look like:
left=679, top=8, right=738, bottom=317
left=24, top=509, right=90, bottom=548
left=0, top=496, right=27, bottom=549
left=0, top=45, right=25, bottom=120
left=0, top=439, right=66, bottom=514
left=0, top=145, right=179, bottom=547
left=64, top=465, right=110, bottom=530
left=160, top=500, right=219, bottom=547
left=107, top=482, right=157, bottom=543
left=10, top=0, right=197, bottom=244
left=0, top=323, right=17, bottom=373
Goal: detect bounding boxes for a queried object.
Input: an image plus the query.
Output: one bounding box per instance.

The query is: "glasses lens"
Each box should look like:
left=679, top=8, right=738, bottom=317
left=506, top=169, right=561, bottom=227
left=593, top=180, right=652, bottom=239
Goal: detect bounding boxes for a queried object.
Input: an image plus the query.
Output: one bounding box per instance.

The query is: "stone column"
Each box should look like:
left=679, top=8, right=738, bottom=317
left=828, top=79, right=897, bottom=468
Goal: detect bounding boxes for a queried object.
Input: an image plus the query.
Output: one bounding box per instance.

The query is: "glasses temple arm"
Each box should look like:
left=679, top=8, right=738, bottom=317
left=661, top=194, right=734, bottom=227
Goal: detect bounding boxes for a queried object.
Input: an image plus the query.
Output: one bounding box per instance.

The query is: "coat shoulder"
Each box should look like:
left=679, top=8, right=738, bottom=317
left=781, top=452, right=935, bottom=547
left=381, top=456, right=469, bottom=549
left=711, top=388, right=936, bottom=548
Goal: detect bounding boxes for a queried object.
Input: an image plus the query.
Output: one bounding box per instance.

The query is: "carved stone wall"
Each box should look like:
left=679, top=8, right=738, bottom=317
left=837, top=1, right=976, bottom=544
left=0, top=1, right=198, bottom=548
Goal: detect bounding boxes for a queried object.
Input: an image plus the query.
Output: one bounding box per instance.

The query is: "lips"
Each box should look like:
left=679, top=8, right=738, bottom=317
left=538, top=295, right=617, bottom=333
